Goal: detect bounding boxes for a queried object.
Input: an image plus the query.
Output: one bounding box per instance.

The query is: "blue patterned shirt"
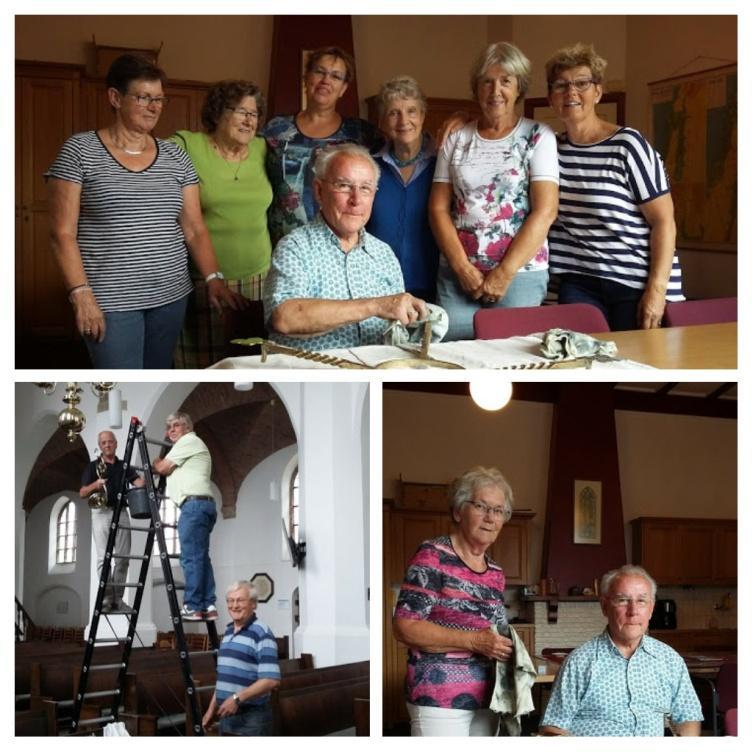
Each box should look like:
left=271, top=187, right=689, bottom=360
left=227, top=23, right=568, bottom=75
left=541, top=630, right=702, bottom=736
left=263, top=216, right=405, bottom=350
left=215, top=615, right=280, bottom=708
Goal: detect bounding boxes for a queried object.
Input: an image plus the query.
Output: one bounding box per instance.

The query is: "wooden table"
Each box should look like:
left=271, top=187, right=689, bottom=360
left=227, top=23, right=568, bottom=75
left=592, top=322, right=737, bottom=369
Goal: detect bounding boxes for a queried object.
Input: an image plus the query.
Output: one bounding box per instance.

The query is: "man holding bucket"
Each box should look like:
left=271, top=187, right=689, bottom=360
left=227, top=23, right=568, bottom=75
left=80, top=430, right=144, bottom=612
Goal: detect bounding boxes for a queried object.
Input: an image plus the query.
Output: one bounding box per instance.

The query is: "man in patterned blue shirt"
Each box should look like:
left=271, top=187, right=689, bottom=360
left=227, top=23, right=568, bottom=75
left=201, top=581, right=281, bottom=735
left=263, top=143, right=428, bottom=351
left=540, top=565, right=702, bottom=736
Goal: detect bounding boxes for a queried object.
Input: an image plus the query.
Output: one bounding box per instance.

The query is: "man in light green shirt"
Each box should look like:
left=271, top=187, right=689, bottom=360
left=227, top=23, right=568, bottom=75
left=153, top=412, right=217, bottom=621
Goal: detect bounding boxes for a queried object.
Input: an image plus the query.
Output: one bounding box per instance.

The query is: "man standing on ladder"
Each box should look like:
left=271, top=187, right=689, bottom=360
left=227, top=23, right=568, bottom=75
left=153, top=412, right=218, bottom=621
left=80, top=430, right=144, bottom=612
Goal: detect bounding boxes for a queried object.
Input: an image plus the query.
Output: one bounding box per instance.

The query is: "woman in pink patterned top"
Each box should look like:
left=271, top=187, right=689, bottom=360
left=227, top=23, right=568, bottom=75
left=393, top=466, right=515, bottom=736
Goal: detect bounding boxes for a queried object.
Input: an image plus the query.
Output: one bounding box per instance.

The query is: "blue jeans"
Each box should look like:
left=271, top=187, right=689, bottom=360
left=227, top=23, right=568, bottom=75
left=557, top=273, right=642, bottom=331
left=219, top=703, right=273, bottom=736
left=436, top=257, right=549, bottom=341
left=85, top=295, right=189, bottom=369
left=178, top=498, right=217, bottom=611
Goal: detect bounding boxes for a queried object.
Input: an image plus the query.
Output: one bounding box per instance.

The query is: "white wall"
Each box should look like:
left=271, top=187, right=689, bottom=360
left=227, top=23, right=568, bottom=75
left=23, top=493, right=92, bottom=626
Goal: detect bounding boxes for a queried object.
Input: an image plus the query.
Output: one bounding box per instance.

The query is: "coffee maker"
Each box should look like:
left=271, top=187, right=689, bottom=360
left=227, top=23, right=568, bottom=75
left=649, top=598, right=677, bottom=629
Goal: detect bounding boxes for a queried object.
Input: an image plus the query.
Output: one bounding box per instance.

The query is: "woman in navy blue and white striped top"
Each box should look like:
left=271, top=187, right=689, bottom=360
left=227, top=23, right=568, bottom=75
left=545, top=44, right=683, bottom=331
left=46, top=54, right=242, bottom=368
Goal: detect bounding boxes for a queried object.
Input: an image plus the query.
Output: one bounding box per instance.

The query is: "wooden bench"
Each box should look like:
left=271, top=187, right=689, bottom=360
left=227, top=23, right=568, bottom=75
left=274, top=677, right=370, bottom=735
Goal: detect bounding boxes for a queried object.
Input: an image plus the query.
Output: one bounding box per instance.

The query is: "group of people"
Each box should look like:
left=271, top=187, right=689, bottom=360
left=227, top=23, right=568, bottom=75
left=81, top=417, right=280, bottom=735
left=48, top=41, right=683, bottom=368
left=393, top=466, right=703, bottom=737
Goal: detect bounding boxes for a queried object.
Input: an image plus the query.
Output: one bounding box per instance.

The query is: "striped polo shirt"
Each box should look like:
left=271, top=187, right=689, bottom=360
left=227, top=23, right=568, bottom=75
left=395, top=536, right=507, bottom=709
left=216, top=614, right=280, bottom=707
left=548, top=127, right=684, bottom=299
left=45, top=131, right=197, bottom=312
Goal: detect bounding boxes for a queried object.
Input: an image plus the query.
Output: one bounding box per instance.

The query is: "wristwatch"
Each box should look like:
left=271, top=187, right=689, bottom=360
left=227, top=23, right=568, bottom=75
left=232, top=692, right=241, bottom=707
left=205, top=271, right=225, bottom=284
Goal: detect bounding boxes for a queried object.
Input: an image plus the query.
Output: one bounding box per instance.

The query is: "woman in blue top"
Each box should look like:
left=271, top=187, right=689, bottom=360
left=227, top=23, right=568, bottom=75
left=545, top=43, right=684, bottom=330
left=264, top=46, right=382, bottom=246
left=367, top=76, right=440, bottom=302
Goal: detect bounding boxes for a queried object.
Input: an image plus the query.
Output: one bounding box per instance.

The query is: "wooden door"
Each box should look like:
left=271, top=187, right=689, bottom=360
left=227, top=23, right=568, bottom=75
left=16, top=71, right=81, bottom=351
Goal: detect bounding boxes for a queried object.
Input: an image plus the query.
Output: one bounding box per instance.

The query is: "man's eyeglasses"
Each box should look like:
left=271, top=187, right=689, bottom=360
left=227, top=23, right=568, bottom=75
left=550, top=78, right=596, bottom=94
left=324, top=179, right=376, bottom=198
left=226, top=107, right=259, bottom=121
left=463, top=500, right=508, bottom=520
left=310, top=66, right=347, bottom=83
left=609, top=597, right=652, bottom=609
left=226, top=598, right=251, bottom=606
left=127, top=94, right=169, bottom=107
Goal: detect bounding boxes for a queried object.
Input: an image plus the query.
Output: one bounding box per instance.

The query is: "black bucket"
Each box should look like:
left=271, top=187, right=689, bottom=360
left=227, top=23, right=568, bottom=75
left=127, top=487, right=152, bottom=519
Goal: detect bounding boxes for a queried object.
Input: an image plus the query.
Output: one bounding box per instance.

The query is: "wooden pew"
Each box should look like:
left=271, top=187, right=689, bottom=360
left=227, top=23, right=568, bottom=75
left=15, top=700, right=58, bottom=736
left=274, top=677, right=370, bottom=735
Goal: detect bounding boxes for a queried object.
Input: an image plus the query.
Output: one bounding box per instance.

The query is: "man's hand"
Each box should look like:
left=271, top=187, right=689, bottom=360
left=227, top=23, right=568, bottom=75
left=378, top=293, right=428, bottom=325
left=216, top=696, right=241, bottom=719
left=468, top=628, right=514, bottom=661
left=201, top=707, right=216, bottom=730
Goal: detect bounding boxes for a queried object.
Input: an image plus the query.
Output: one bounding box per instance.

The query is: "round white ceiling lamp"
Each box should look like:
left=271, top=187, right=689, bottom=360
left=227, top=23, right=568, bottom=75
left=469, top=378, right=513, bottom=411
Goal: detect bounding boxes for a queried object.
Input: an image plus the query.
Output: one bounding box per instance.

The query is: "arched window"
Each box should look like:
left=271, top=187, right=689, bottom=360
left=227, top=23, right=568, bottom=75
left=55, top=500, right=77, bottom=564
left=157, top=498, right=181, bottom=556
left=288, top=466, right=300, bottom=543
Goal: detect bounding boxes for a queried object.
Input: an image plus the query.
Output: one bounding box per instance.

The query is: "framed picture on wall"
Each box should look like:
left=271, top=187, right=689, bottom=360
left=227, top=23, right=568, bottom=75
left=523, top=92, right=626, bottom=135
left=250, top=572, right=275, bottom=603
left=573, top=480, right=602, bottom=545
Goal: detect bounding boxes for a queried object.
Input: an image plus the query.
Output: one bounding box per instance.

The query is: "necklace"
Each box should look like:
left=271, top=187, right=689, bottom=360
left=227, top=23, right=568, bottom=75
left=109, top=128, right=148, bottom=155
left=211, top=138, right=247, bottom=181
left=390, top=148, right=422, bottom=168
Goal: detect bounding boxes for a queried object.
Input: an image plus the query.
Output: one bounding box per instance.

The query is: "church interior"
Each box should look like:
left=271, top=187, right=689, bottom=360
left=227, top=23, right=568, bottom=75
left=15, top=381, right=370, bottom=735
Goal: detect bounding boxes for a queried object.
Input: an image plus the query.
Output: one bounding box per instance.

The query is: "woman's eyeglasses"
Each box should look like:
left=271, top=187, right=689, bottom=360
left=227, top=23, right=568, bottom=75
left=550, top=78, right=596, bottom=94
left=127, top=94, right=169, bottom=107
left=226, top=107, right=259, bottom=121
left=464, top=500, right=508, bottom=519
left=310, top=66, right=347, bottom=83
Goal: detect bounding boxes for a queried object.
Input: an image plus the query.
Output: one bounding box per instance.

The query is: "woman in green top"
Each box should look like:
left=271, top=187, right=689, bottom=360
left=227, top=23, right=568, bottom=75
left=171, top=80, right=273, bottom=367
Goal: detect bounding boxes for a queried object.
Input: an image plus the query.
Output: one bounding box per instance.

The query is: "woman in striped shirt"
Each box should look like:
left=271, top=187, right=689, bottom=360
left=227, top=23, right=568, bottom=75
left=47, top=54, right=242, bottom=368
left=393, top=467, right=514, bottom=736
left=545, top=43, right=683, bottom=330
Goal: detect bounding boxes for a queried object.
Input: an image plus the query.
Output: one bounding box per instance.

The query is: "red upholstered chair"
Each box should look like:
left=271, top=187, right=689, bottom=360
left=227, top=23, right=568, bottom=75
left=725, top=708, right=737, bottom=736
left=473, top=303, right=610, bottom=340
left=663, top=297, right=737, bottom=327
left=716, top=663, right=737, bottom=725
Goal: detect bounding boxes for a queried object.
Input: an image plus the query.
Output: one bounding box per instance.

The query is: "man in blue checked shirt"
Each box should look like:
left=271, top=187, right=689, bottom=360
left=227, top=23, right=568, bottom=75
left=202, top=580, right=281, bottom=735
left=540, top=565, right=702, bottom=736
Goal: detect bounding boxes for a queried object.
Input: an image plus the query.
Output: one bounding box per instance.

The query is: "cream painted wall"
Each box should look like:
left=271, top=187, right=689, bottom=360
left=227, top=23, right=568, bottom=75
left=510, top=16, right=627, bottom=99
left=383, top=390, right=736, bottom=582
left=353, top=15, right=488, bottom=101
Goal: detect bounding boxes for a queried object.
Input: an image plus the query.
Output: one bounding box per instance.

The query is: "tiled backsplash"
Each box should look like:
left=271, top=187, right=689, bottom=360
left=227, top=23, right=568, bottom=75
left=657, top=587, right=737, bottom=630
left=531, top=601, right=605, bottom=654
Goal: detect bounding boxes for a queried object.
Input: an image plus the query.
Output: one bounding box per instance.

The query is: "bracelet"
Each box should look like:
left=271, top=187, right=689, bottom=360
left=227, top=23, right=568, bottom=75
left=205, top=271, right=225, bottom=284
left=68, top=284, right=93, bottom=303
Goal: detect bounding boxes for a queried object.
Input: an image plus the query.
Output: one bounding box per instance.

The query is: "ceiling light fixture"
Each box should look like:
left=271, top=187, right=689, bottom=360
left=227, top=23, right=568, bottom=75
left=469, top=378, right=513, bottom=411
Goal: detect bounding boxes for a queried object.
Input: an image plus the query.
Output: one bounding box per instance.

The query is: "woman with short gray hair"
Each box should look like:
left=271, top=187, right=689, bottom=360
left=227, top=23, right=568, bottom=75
left=367, top=75, right=441, bottom=302
left=429, top=41, right=560, bottom=340
left=392, top=466, right=515, bottom=736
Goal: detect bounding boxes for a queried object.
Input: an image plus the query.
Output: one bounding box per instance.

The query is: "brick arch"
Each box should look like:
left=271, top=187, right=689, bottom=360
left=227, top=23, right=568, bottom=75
left=176, top=383, right=296, bottom=518
left=22, top=429, right=88, bottom=515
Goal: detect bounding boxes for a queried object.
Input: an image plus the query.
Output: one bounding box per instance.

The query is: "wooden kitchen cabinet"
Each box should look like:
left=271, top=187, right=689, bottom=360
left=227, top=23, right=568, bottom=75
left=631, top=517, right=736, bottom=586
left=383, top=492, right=535, bottom=731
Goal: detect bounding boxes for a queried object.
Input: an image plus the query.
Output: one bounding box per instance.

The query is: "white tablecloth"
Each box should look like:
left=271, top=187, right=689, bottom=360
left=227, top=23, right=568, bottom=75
left=212, top=335, right=654, bottom=370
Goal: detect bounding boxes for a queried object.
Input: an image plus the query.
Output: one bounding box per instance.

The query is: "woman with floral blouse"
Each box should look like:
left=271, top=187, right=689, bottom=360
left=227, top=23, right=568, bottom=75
left=429, top=42, right=559, bottom=340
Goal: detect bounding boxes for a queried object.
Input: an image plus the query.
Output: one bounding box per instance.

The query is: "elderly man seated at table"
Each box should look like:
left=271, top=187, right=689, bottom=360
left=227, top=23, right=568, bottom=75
left=263, top=143, right=428, bottom=351
left=540, top=565, right=702, bottom=736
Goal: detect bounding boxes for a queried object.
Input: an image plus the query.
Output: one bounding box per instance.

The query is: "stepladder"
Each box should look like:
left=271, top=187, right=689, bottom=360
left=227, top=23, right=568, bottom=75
left=70, top=416, right=219, bottom=735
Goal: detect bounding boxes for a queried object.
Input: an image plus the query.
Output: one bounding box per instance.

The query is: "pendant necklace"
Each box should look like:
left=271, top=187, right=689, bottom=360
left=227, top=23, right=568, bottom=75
left=212, top=139, right=246, bottom=181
